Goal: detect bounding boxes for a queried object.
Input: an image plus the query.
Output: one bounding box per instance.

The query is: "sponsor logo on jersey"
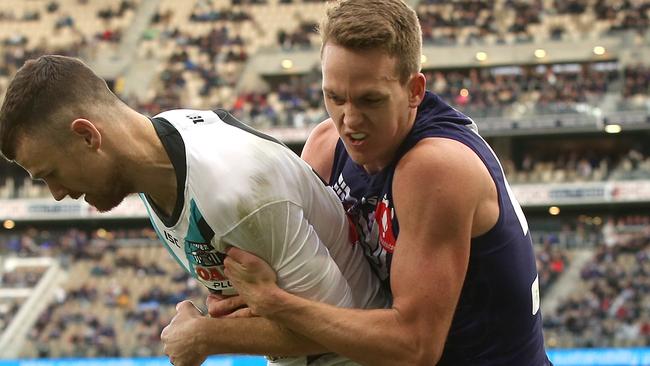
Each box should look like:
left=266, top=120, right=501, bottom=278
left=184, top=240, right=231, bottom=290
left=333, top=174, right=351, bottom=202
left=333, top=173, right=391, bottom=280
left=375, top=195, right=396, bottom=253
left=164, top=230, right=181, bottom=248
left=195, top=265, right=227, bottom=282
left=186, top=241, right=226, bottom=266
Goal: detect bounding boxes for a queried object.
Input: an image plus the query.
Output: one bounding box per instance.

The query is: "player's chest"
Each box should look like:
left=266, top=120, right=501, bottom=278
left=151, top=212, right=234, bottom=293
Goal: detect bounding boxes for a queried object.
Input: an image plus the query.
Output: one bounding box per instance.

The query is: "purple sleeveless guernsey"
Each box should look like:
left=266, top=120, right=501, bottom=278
left=329, top=92, right=552, bottom=365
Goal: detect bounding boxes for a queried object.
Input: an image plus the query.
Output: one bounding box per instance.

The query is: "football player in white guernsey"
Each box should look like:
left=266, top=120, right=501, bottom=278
left=0, top=55, right=388, bottom=366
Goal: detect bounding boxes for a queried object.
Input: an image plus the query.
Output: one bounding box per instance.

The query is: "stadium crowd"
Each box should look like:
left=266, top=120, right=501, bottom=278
left=0, top=300, right=21, bottom=333
left=503, top=148, right=650, bottom=184
left=4, top=215, right=648, bottom=355
left=3, top=0, right=650, bottom=129
left=131, top=0, right=650, bottom=124
left=22, top=265, right=204, bottom=358
left=536, top=241, right=570, bottom=294
left=0, top=226, right=204, bottom=357
left=417, top=0, right=650, bottom=46
left=544, top=215, right=650, bottom=348
left=0, top=268, right=45, bottom=288
left=139, top=60, right=631, bottom=128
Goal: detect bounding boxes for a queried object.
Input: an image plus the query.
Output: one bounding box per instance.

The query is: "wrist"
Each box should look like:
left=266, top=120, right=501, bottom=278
left=192, top=317, right=214, bottom=358
left=256, top=286, right=292, bottom=318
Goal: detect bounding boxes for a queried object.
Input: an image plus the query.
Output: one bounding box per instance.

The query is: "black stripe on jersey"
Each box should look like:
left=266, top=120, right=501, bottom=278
left=197, top=216, right=215, bottom=242
left=146, top=117, right=187, bottom=227
left=213, top=109, right=288, bottom=148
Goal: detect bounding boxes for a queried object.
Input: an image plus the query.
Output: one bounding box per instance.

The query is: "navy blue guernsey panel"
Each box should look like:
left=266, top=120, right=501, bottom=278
left=329, top=92, right=551, bottom=365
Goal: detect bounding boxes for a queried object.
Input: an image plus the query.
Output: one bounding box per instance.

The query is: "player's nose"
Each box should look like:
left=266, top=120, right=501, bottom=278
left=342, top=104, right=364, bottom=129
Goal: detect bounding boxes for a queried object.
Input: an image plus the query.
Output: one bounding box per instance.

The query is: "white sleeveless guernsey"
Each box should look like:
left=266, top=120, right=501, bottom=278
left=140, top=109, right=388, bottom=366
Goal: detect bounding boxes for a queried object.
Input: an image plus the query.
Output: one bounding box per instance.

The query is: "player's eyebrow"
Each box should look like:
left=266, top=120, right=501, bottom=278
left=322, top=88, right=338, bottom=97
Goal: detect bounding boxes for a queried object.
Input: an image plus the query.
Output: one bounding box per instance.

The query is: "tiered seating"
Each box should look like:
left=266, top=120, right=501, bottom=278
left=230, top=67, right=325, bottom=128
left=0, top=299, right=22, bottom=332
left=417, top=0, right=649, bottom=46
left=0, top=267, right=46, bottom=288
left=503, top=149, right=650, bottom=184
left=2, top=214, right=646, bottom=355
left=0, top=0, right=138, bottom=51
left=620, top=64, right=650, bottom=110
left=19, top=242, right=208, bottom=358
left=543, top=215, right=650, bottom=348
left=137, top=0, right=328, bottom=115
left=536, top=242, right=571, bottom=294
left=137, top=0, right=256, bottom=114
left=424, top=62, right=618, bottom=118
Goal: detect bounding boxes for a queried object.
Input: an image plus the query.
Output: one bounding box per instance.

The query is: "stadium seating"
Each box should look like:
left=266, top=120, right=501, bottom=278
left=543, top=216, right=650, bottom=348
left=0, top=299, right=21, bottom=333
left=0, top=228, right=206, bottom=358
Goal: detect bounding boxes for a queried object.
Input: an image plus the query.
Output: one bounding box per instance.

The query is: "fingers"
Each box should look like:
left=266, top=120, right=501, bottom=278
left=206, top=292, right=228, bottom=302
left=224, top=246, right=243, bottom=260
left=207, top=294, right=247, bottom=318
left=225, top=307, right=256, bottom=318
left=175, top=300, right=203, bottom=316
left=224, top=246, right=260, bottom=264
left=223, top=256, right=246, bottom=279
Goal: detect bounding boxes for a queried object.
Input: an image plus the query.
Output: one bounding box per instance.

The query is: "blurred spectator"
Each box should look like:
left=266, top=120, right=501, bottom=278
left=544, top=219, right=650, bottom=348
left=0, top=301, right=21, bottom=332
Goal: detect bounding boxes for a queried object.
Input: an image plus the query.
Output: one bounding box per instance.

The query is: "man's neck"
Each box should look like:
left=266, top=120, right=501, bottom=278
left=123, top=112, right=179, bottom=217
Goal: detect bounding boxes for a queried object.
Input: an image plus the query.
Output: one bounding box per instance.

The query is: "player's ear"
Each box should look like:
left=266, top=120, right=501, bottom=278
left=70, top=119, right=102, bottom=150
left=407, top=72, right=426, bottom=108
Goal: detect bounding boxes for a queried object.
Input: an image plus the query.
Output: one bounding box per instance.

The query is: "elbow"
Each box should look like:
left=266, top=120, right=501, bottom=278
left=411, top=346, right=443, bottom=366
left=387, top=310, right=447, bottom=365
left=412, top=331, right=447, bottom=366
left=396, top=336, right=444, bottom=366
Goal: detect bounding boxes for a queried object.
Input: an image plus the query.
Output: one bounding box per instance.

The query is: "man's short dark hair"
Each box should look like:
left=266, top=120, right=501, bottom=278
left=0, top=55, right=118, bottom=160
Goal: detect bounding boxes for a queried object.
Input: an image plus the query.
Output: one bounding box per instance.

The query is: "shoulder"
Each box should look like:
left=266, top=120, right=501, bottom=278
left=301, top=118, right=339, bottom=182
left=397, top=137, right=488, bottom=180
left=393, top=137, right=491, bottom=215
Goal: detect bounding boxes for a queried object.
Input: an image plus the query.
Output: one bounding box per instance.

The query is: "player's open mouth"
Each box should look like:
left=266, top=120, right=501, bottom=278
left=348, top=133, right=367, bottom=146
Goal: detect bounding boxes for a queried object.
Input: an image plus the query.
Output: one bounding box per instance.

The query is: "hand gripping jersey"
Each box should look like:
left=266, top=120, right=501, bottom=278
left=329, top=92, right=552, bottom=365
left=140, top=109, right=388, bottom=366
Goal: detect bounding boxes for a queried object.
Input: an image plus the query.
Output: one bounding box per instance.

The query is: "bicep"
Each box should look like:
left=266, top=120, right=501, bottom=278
left=223, top=201, right=355, bottom=307
left=301, top=119, right=338, bottom=182
left=389, top=140, right=484, bottom=352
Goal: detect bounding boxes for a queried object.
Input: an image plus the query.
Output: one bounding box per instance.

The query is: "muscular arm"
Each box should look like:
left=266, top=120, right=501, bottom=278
left=244, top=138, right=490, bottom=365
left=192, top=315, right=327, bottom=357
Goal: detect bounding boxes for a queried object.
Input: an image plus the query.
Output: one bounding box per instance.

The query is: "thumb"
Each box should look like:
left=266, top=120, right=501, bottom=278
left=176, top=300, right=203, bottom=316
left=225, top=246, right=248, bottom=262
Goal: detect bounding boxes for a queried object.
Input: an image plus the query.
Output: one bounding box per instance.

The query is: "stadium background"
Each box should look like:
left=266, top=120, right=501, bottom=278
left=0, top=0, right=649, bottom=365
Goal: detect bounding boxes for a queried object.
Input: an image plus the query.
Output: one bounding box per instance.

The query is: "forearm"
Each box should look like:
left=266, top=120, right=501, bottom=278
left=262, top=291, right=426, bottom=366
left=196, top=316, right=327, bottom=357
